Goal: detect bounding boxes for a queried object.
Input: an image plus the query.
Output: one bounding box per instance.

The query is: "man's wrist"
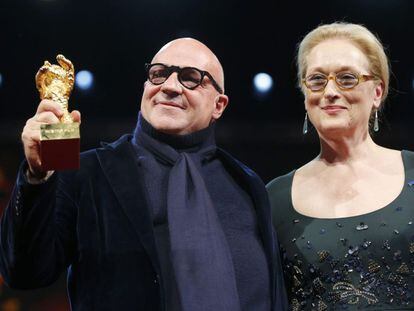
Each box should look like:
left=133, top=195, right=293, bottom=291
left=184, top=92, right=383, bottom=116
left=25, top=168, right=54, bottom=184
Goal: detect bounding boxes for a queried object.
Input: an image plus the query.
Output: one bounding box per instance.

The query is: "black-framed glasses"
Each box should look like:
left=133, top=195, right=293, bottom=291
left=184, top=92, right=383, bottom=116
left=145, top=63, right=223, bottom=94
left=303, top=71, right=378, bottom=92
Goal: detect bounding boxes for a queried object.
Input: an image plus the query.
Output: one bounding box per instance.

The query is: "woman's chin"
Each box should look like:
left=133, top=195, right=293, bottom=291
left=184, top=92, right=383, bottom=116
left=315, top=121, right=353, bottom=137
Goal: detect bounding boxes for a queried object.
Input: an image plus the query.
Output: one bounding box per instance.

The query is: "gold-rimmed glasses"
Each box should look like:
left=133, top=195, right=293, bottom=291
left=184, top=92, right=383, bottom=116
left=303, top=71, right=377, bottom=92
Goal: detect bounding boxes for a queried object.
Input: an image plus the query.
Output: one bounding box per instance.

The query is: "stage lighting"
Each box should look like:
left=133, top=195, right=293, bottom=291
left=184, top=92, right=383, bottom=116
left=0, top=73, right=3, bottom=87
left=253, top=73, right=273, bottom=94
left=75, top=70, right=94, bottom=90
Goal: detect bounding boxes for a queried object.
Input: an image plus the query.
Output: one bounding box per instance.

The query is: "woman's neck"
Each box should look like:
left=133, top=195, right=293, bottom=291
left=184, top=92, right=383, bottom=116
left=317, top=130, right=380, bottom=165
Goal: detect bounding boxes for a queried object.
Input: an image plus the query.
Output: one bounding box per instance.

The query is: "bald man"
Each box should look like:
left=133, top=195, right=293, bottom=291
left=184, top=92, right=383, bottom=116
left=0, top=39, right=287, bottom=311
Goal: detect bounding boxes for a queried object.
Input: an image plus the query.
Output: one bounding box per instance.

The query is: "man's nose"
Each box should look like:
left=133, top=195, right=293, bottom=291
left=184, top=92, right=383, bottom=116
left=160, top=72, right=183, bottom=96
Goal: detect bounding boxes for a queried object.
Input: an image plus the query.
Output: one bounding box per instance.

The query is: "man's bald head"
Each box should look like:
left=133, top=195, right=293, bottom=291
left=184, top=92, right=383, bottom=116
left=140, top=37, right=229, bottom=135
left=151, top=38, right=225, bottom=92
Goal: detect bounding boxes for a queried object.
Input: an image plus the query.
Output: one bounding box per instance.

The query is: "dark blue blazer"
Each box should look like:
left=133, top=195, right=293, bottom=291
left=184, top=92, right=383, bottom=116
left=0, top=134, right=287, bottom=310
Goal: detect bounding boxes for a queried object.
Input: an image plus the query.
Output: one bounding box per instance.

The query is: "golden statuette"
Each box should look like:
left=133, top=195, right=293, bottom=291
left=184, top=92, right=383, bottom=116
left=35, top=54, right=80, bottom=170
left=36, top=54, right=75, bottom=123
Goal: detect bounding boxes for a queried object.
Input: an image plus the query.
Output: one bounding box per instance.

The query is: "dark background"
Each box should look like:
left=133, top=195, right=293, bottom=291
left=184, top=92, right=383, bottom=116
left=1, top=0, right=413, bottom=309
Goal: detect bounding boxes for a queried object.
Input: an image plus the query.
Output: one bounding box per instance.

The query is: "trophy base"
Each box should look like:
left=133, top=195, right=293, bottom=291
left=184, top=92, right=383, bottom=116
left=40, top=123, right=80, bottom=171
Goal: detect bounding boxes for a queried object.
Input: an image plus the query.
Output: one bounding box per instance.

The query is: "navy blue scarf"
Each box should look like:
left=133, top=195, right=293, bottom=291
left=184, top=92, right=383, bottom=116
left=132, top=115, right=241, bottom=311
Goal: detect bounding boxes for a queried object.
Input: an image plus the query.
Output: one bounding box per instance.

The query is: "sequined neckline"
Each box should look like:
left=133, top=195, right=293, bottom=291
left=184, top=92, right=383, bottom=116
left=288, top=150, right=410, bottom=220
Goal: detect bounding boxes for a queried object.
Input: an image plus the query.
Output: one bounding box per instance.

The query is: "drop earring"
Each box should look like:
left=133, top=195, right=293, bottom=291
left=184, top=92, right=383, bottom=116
left=373, top=109, right=379, bottom=132
left=302, top=112, right=308, bottom=135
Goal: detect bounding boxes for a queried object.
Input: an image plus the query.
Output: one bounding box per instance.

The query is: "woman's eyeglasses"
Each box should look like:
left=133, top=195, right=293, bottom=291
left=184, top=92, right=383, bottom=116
left=303, top=71, right=378, bottom=92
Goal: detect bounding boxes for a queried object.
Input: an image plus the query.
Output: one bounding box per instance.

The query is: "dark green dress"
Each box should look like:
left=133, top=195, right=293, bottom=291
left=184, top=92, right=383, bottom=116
left=267, top=150, right=414, bottom=310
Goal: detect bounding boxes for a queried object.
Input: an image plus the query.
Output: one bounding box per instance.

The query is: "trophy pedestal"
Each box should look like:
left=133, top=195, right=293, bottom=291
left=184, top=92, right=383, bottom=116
left=40, top=123, right=80, bottom=171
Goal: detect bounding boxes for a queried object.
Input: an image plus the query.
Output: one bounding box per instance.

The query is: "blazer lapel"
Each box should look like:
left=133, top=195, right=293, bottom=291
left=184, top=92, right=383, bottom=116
left=96, top=135, right=160, bottom=274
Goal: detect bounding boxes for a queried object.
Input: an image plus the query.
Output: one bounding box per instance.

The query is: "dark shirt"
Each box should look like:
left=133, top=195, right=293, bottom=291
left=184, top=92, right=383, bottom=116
left=134, top=118, right=271, bottom=311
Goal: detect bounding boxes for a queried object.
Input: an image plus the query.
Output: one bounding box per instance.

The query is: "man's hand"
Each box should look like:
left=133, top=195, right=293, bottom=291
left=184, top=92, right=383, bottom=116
left=21, top=99, right=81, bottom=178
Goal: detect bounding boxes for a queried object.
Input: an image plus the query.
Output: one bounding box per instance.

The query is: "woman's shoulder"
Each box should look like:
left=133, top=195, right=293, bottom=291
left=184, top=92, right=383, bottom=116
left=266, top=170, right=296, bottom=227
left=381, top=148, right=414, bottom=172
left=266, top=170, right=295, bottom=193
left=266, top=170, right=295, bottom=208
left=402, top=149, right=414, bottom=166
left=401, top=150, right=414, bottom=183
left=266, top=159, right=316, bottom=195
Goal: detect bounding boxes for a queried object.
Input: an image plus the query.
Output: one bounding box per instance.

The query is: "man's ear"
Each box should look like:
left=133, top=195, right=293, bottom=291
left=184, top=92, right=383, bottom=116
left=212, top=94, right=229, bottom=121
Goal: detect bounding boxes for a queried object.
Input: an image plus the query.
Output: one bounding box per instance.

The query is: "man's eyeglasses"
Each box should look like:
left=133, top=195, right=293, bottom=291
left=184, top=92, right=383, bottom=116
left=303, top=71, right=378, bottom=92
left=145, top=63, right=223, bottom=94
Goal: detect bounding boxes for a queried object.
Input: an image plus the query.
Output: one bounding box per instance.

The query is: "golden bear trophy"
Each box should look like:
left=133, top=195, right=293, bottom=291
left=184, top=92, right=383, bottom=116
left=35, top=54, right=80, bottom=170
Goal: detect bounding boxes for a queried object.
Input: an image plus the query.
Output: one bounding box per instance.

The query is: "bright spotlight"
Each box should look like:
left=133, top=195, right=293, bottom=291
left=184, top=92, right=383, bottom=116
left=253, top=73, right=273, bottom=93
left=76, top=70, right=94, bottom=90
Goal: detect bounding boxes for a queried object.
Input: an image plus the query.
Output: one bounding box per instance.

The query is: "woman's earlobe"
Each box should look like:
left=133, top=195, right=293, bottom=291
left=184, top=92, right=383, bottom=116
left=373, top=84, right=384, bottom=109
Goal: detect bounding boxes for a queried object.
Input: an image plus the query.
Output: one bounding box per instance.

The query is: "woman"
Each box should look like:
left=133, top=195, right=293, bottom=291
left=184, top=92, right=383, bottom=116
left=267, top=22, right=414, bottom=310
